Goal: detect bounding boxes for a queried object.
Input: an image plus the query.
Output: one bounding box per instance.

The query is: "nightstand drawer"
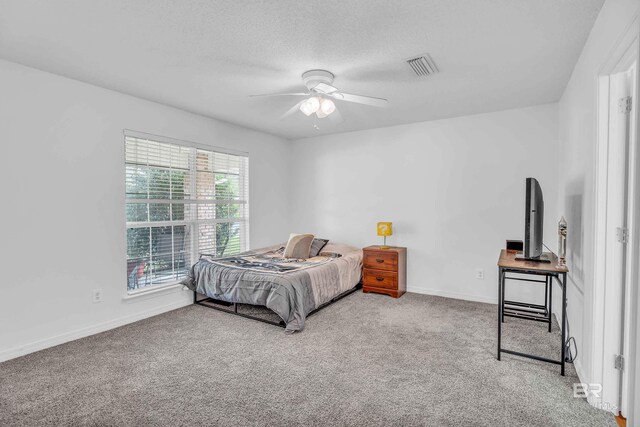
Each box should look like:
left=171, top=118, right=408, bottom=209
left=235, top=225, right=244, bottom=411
left=363, top=251, right=398, bottom=271
left=363, top=269, right=398, bottom=289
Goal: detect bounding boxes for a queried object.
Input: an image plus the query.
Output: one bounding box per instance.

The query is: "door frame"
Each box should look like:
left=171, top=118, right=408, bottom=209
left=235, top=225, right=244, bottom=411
left=592, top=16, right=640, bottom=421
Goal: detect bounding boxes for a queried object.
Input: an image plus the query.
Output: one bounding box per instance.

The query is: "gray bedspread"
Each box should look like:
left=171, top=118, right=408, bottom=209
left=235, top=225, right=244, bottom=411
left=182, top=243, right=363, bottom=332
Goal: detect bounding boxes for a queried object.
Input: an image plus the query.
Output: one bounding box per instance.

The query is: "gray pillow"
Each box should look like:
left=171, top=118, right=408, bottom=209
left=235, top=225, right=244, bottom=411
left=283, top=233, right=315, bottom=259
left=309, top=238, right=329, bottom=257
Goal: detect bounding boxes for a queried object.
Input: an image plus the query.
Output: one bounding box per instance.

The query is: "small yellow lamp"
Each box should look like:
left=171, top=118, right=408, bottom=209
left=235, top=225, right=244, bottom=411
left=377, top=222, right=393, bottom=248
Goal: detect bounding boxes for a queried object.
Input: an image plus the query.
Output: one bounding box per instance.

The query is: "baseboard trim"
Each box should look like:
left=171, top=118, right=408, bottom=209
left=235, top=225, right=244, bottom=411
left=407, top=285, right=497, bottom=305
left=574, top=358, right=587, bottom=384
left=0, top=299, right=192, bottom=363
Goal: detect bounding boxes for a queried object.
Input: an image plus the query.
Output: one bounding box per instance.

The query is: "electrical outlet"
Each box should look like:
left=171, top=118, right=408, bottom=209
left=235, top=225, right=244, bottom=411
left=92, top=288, right=103, bottom=303
left=475, top=269, right=484, bottom=280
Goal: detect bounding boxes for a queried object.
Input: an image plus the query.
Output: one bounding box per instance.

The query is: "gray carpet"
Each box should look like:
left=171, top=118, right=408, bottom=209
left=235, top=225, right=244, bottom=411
left=0, top=292, right=615, bottom=426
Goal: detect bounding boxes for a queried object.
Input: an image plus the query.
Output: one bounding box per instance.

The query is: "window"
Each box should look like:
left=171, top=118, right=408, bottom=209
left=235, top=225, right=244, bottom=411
left=125, top=132, right=249, bottom=292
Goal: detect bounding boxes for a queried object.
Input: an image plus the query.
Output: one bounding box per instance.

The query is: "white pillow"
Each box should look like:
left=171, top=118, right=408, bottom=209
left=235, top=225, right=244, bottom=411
left=283, top=233, right=315, bottom=259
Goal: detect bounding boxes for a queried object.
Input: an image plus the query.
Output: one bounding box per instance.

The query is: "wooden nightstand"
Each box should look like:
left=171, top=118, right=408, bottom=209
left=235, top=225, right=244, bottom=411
left=362, top=246, right=407, bottom=298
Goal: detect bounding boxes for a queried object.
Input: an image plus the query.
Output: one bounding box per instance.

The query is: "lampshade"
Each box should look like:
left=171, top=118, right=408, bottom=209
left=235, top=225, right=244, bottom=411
left=319, top=98, right=336, bottom=115
left=377, top=222, right=393, bottom=237
left=299, top=97, right=320, bottom=116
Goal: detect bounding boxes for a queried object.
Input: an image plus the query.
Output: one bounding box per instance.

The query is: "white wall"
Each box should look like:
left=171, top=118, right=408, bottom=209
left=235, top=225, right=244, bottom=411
left=290, top=104, right=559, bottom=304
left=557, top=0, right=640, bottom=415
left=0, top=59, right=291, bottom=361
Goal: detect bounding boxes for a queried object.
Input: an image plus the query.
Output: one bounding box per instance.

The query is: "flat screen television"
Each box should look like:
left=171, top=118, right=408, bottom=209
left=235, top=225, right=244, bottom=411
left=523, top=177, right=545, bottom=260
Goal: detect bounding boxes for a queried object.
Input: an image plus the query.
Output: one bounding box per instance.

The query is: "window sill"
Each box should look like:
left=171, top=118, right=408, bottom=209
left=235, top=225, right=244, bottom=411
left=123, top=282, right=191, bottom=303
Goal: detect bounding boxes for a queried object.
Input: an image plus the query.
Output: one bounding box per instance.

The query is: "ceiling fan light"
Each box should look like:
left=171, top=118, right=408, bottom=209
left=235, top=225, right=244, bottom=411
left=320, top=98, right=336, bottom=115
left=299, top=96, right=320, bottom=116
left=300, top=105, right=313, bottom=116
left=316, top=109, right=328, bottom=118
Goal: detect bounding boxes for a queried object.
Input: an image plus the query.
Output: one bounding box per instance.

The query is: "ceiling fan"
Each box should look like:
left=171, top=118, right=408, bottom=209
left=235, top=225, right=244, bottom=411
left=249, top=69, right=388, bottom=121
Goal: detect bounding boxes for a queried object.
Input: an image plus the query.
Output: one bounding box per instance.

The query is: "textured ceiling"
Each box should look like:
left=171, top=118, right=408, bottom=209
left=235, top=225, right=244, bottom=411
left=0, top=0, right=604, bottom=139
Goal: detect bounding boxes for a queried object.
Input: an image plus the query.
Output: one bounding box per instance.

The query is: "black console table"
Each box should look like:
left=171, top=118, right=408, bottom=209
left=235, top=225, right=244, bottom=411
left=497, top=249, right=568, bottom=375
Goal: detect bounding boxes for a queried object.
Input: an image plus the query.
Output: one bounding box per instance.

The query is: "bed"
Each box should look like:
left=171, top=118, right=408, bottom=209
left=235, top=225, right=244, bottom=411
left=181, top=242, right=363, bottom=333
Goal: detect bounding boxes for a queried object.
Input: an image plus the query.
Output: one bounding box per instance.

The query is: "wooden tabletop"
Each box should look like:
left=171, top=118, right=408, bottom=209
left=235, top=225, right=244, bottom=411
left=497, top=249, right=568, bottom=273
left=364, top=245, right=407, bottom=251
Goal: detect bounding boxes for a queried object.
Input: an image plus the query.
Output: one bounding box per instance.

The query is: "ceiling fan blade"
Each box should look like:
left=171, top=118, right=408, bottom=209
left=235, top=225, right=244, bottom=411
left=249, top=92, right=309, bottom=98
left=331, top=92, right=388, bottom=107
left=280, top=100, right=304, bottom=120
left=329, top=107, right=344, bottom=124
left=312, top=82, right=339, bottom=94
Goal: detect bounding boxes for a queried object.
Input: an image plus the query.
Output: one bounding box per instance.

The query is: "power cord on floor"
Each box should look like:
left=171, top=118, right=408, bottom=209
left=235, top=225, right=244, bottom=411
left=561, top=279, right=577, bottom=363
left=542, top=243, right=577, bottom=363
left=565, top=336, right=578, bottom=363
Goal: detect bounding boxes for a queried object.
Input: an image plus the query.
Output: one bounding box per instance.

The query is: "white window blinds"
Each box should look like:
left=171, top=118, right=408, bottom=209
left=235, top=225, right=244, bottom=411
left=125, top=133, right=249, bottom=291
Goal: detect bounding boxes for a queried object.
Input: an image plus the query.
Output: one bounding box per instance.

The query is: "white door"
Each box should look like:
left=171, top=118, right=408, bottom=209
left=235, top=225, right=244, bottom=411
left=602, top=63, right=636, bottom=417
left=622, top=59, right=639, bottom=421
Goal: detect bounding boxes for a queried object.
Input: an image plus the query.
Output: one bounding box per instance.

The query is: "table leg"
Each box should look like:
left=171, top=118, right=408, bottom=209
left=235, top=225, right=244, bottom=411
left=502, top=270, right=506, bottom=323
left=548, top=275, right=553, bottom=333
left=497, top=267, right=503, bottom=361
left=561, top=273, right=566, bottom=376
left=501, top=274, right=506, bottom=323
left=544, top=274, right=548, bottom=316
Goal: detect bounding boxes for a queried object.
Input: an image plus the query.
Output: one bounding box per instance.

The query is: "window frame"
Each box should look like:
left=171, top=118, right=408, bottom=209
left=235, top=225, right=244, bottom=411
left=124, top=130, right=249, bottom=295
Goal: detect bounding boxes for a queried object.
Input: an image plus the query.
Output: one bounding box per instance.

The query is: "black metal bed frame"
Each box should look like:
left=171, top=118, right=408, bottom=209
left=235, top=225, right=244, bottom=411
left=194, top=282, right=363, bottom=328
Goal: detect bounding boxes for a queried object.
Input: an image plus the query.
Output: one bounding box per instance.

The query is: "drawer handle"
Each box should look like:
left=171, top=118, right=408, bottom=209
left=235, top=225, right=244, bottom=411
left=376, top=277, right=384, bottom=281
left=376, top=259, right=385, bottom=263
